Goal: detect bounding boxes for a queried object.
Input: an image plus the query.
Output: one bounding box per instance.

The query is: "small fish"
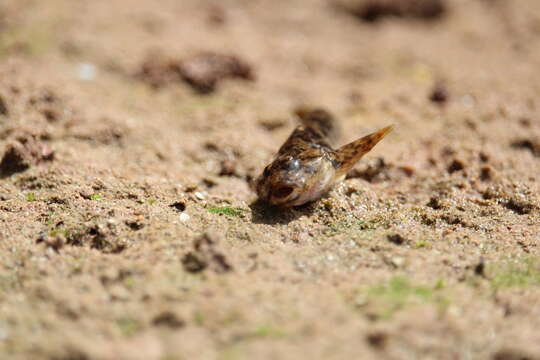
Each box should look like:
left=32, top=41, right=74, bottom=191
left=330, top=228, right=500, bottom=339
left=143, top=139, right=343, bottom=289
left=255, top=107, right=393, bottom=207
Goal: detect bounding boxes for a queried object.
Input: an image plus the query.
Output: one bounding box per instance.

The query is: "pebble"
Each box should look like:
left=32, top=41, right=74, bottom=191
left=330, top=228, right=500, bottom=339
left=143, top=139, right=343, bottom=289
left=194, top=192, right=205, bottom=200
left=0, top=325, right=8, bottom=341
left=0, top=194, right=13, bottom=201
left=77, top=63, right=97, bottom=81
left=460, top=94, right=475, bottom=108
left=179, top=213, right=190, bottom=222
left=391, top=257, right=405, bottom=267
left=354, top=295, right=368, bottom=307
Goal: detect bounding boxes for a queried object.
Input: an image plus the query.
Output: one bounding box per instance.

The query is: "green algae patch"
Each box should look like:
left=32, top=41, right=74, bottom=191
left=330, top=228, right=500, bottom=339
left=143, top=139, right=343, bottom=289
left=207, top=206, right=245, bottom=217
left=89, top=193, right=102, bottom=201
left=490, top=258, right=540, bottom=289
left=354, top=277, right=449, bottom=319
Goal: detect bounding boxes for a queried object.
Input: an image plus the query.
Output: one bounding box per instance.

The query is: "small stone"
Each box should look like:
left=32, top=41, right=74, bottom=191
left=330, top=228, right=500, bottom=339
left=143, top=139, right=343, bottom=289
left=354, top=294, right=368, bottom=307
left=0, top=193, right=13, bottom=201
left=179, top=213, right=190, bottom=222
left=391, top=257, right=405, bottom=267
left=0, top=324, right=8, bottom=341
left=77, top=63, right=97, bottom=81
left=194, top=192, right=205, bottom=200
left=461, top=94, right=475, bottom=108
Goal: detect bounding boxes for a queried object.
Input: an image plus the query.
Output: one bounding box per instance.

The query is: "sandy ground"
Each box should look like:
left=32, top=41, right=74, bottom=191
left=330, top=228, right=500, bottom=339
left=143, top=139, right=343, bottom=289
left=1, top=0, right=540, bottom=359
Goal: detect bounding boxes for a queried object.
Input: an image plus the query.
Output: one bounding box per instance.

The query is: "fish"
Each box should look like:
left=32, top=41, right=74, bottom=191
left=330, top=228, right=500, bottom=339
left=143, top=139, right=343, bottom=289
left=255, top=107, right=393, bottom=207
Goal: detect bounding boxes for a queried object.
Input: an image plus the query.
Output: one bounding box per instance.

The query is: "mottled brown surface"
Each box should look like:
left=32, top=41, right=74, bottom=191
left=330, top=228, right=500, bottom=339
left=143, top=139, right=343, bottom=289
left=1, top=0, right=540, bottom=359
left=0, top=131, right=54, bottom=177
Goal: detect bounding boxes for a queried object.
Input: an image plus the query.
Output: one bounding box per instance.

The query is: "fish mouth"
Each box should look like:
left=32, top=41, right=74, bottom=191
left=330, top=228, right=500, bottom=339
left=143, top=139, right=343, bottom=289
left=272, top=185, right=294, bottom=199
left=268, top=189, right=301, bottom=207
left=273, top=193, right=303, bottom=207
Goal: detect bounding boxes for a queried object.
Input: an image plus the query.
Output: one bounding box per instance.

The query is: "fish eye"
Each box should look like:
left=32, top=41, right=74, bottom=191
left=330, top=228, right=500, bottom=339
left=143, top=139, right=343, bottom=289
left=273, top=186, right=294, bottom=199
left=286, top=159, right=300, bottom=171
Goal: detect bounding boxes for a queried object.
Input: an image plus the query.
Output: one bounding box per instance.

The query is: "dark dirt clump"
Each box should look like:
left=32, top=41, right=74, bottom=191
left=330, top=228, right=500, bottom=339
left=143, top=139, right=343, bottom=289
left=41, top=108, right=59, bottom=123
left=125, top=219, right=144, bottom=231
left=429, top=82, right=449, bottom=104
left=182, top=232, right=233, bottom=273
left=447, top=159, right=465, bottom=174
left=206, top=5, right=227, bottom=26
left=182, top=252, right=207, bottom=273
left=218, top=159, right=238, bottom=176
left=480, top=166, right=494, bottom=181
left=0, top=132, right=54, bottom=177
left=366, top=331, right=388, bottom=349
left=474, top=258, right=486, bottom=277
left=152, top=312, right=185, bottom=329
left=338, top=0, right=447, bottom=23
left=136, top=56, right=184, bottom=89
left=64, top=222, right=126, bottom=253
left=427, top=196, right=444, bottom=210
left=258, top=118, right=288, bottom=132
left=137, top=52, right=254, bottom=93
left=179, top=52, right=254, bottom=94
left=511, top=138, right=540, bottom=157
left=347, top=157, right=413, bottom=182
left=0, top=94, right=8, bottom=116
left=169, top=201, right=187, bottom=212
left=36, top=232, right=65, bottom=253
left=69, top=122, right=127, bottom=146
left=504, top=198, right=538, bottom=215
left=387, top=233, right=406, bottom=245
left=492, top=348, right=537, bottom=360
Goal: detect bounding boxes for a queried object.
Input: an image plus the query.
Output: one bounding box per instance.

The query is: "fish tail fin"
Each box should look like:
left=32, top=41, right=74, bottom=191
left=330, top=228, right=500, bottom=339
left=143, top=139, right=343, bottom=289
left=333, top=125, right=394, bottom=177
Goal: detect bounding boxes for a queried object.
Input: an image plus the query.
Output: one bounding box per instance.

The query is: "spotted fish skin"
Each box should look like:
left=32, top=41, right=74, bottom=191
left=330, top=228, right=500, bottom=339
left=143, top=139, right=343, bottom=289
left=255, top=107, right=393, bottom=207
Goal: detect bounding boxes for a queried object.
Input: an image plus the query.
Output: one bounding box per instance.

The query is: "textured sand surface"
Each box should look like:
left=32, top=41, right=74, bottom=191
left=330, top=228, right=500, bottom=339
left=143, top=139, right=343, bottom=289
left=1, top=0, right=540, bottom=359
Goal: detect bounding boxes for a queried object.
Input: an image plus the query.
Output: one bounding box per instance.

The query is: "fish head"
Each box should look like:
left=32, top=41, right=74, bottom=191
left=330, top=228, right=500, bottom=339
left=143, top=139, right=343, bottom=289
left=255, top=153, right=336, bottom=207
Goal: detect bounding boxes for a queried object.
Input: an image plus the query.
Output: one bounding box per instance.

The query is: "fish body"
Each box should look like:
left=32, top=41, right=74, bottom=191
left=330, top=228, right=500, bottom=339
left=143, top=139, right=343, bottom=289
left=255, top=107, right=393, bottom=207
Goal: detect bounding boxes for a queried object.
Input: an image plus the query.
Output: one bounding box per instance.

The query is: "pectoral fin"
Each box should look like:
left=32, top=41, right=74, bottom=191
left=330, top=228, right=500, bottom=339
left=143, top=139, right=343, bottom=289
left=333, top=125, right=394, bottom=177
